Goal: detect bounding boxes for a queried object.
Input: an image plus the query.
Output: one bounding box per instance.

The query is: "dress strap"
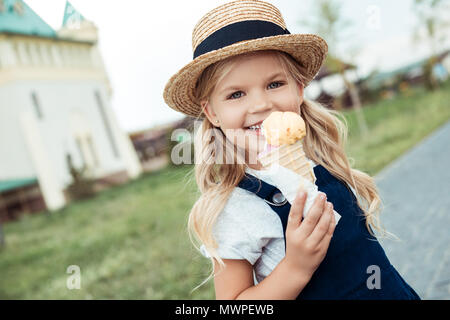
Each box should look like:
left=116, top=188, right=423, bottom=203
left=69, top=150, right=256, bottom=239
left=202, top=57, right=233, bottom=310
left=238, top=173, right=294, bottom=251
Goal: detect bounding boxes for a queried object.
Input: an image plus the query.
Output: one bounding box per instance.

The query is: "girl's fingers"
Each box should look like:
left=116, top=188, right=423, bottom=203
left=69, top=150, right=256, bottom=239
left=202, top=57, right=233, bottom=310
left=319, top=209, right=336, bottom=248
left=309, top=201, right=333, bottom=245
left=298, top=192, right=327, bottom=238
left=287, top=189, right=307, bottom=232
left=328, top=210, right=336, bottom=235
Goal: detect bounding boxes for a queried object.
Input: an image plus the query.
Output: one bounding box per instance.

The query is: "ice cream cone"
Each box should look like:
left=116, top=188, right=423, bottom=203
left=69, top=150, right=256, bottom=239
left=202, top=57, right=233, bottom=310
left=256, top=111, right=340, bottom=226
left=258, top=140, right=316, bottom=184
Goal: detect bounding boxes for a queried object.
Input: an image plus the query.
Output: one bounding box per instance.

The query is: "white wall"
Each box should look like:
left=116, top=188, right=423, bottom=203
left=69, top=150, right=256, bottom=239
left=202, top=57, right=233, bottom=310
left=0, top=78, right=134, bottom=189
left=0, top=82, right=36, bottom=180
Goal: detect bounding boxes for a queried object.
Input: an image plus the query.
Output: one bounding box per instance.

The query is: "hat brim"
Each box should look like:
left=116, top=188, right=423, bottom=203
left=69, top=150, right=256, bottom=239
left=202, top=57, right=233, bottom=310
left=163, top=33, right=328, bottom=119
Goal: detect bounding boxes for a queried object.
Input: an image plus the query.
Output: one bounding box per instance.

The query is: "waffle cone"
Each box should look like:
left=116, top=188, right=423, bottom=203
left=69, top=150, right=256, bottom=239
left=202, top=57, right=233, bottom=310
left=258, top=140, right=316, bottom=184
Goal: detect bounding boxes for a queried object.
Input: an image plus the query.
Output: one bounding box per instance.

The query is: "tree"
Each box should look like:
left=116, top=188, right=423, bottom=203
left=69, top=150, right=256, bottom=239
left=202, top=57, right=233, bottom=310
left=412, top=0, right=450, bottom=90
left=298, top=0, right=369, bottom=136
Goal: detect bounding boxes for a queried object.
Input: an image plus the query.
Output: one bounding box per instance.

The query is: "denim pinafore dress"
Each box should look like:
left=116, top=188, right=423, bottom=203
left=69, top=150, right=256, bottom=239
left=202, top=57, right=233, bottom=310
left=238, top=164, right=421, bottom=300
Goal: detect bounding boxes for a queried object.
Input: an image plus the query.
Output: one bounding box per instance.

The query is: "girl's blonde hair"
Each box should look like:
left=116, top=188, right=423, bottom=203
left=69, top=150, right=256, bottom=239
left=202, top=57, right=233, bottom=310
left=187, top=49, right=387, bottom=293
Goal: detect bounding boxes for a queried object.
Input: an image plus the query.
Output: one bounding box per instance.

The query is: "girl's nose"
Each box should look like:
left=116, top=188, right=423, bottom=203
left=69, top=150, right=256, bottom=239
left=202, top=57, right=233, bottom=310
left=247, top=92, right=272, bottom=113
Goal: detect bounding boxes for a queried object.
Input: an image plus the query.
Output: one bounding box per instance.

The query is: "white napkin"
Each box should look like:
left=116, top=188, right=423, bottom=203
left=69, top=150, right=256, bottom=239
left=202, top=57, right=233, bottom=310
left=253, top=163, right=341, bottom=225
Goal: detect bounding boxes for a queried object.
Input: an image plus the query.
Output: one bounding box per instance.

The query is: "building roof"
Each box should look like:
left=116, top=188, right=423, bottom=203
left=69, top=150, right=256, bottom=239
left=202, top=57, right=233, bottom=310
left=0, top=177, right=38, bottom=193
left=62, top=1, right=85, bottom=28
left=0, top=0, right=56, bottom=38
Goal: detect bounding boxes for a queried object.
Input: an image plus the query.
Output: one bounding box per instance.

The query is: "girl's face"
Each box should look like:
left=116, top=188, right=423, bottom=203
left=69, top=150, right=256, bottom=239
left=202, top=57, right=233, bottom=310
left=201, top=52, right=304, bottom=169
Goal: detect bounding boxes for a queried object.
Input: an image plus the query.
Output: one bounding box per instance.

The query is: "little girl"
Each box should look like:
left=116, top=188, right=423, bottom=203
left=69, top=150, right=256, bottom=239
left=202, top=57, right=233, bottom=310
left=163, top=0, right=420, bottom=300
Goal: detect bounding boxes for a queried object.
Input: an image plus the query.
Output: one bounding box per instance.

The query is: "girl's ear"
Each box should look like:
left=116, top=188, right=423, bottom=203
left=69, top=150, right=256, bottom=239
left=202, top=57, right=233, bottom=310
left=201, top=100, right=220, bottom=127
left=298, top=82, right=305, bottom=97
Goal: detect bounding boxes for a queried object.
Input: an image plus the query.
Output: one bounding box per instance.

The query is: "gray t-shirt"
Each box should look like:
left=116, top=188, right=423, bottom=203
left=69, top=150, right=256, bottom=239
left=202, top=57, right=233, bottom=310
left=200, top=160, right=321, bottom=284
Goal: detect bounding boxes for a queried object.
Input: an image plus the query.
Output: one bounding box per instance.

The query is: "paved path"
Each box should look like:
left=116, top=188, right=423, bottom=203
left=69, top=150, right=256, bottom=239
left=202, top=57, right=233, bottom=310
left=375, top=121, right=450, bottom=300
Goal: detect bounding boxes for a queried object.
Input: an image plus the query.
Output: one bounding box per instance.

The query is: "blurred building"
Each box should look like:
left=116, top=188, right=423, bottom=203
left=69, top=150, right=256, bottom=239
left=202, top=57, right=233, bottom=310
left=0, top=0, right=142, bottom=222
left=363, top=49, right=450, bottom=92
left=129, top=116, right=197, bottom=172
left=306, top=55, right=359, bottom=110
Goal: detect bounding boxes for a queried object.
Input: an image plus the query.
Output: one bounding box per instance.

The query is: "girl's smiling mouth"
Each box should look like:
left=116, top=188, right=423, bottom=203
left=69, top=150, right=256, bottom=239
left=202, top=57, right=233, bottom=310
left=244, top=120, right=264, bottom=135
left=245, top=125, right=263, bottom=136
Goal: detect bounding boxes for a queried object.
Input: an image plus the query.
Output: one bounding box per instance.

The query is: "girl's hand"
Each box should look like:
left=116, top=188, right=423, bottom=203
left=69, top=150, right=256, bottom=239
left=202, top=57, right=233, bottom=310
left=284, top=190, right=336, bottom=278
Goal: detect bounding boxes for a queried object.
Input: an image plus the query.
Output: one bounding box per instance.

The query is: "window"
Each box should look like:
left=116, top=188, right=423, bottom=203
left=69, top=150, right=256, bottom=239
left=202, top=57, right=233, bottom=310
left=94, top=90, right=119, bottom=159
left=31, top=91, right=43, bottom=119
left=13, top=1, right=24, bottom=15
left=32, top=43, right=42, bottom=65
left=13, top=42, right=21, bottom=65
left=45, top=43, right=53, bottom=65
left=51, top=44, right=61, bottom=66
left=25, top=43, right=35, bottom=65
left=60, top=45, right=68, bottom=66
left=38, top=44, right=50, bottom=65
left=14, top=41, right=28, bottom=65
left=75, top=137, right=86, bottom=168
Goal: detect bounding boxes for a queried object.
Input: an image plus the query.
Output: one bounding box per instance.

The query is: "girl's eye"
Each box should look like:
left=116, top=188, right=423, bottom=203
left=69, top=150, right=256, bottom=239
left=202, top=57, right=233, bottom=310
left=228, top=91, right=244, bottom=100
left=268, top=81, right=284, bottom=89
left=227, top=82, right=284, bottom=100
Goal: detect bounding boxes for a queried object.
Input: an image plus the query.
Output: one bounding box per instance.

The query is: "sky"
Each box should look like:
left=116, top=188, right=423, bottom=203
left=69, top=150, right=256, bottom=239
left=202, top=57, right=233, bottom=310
left=25, top=0, right=450, bottom=133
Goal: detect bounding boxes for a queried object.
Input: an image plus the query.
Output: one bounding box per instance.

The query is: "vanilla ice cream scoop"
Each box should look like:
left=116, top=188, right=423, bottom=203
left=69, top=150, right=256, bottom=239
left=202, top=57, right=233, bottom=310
left=261, top=111, right=306, bottom=146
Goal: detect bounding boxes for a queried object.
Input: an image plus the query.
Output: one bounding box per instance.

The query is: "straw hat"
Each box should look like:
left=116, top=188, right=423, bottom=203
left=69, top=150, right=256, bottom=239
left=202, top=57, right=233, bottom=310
left=163, top=0, right=328, bottom=119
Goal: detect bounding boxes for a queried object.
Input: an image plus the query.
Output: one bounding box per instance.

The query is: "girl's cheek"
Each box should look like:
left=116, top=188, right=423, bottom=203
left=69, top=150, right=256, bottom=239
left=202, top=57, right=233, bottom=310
left=224, top=110, right=246, bottom=128
left=275, top=91, right=300, bottom=111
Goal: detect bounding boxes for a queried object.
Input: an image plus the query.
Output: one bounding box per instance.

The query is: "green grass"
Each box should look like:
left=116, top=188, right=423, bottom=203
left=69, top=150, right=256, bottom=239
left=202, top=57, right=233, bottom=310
left=0, top=166, right=210, bottom=299
left=1, top=81, right=449, bottom=299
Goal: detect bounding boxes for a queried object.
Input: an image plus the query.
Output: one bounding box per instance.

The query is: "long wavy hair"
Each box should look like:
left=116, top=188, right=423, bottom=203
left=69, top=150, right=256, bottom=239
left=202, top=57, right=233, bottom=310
left=187, top=49, right=389, bottom=293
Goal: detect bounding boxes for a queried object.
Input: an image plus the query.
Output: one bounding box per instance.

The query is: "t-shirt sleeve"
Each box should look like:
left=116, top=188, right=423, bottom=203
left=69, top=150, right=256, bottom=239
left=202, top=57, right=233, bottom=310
left=199, top=209, right=268, bottom=266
